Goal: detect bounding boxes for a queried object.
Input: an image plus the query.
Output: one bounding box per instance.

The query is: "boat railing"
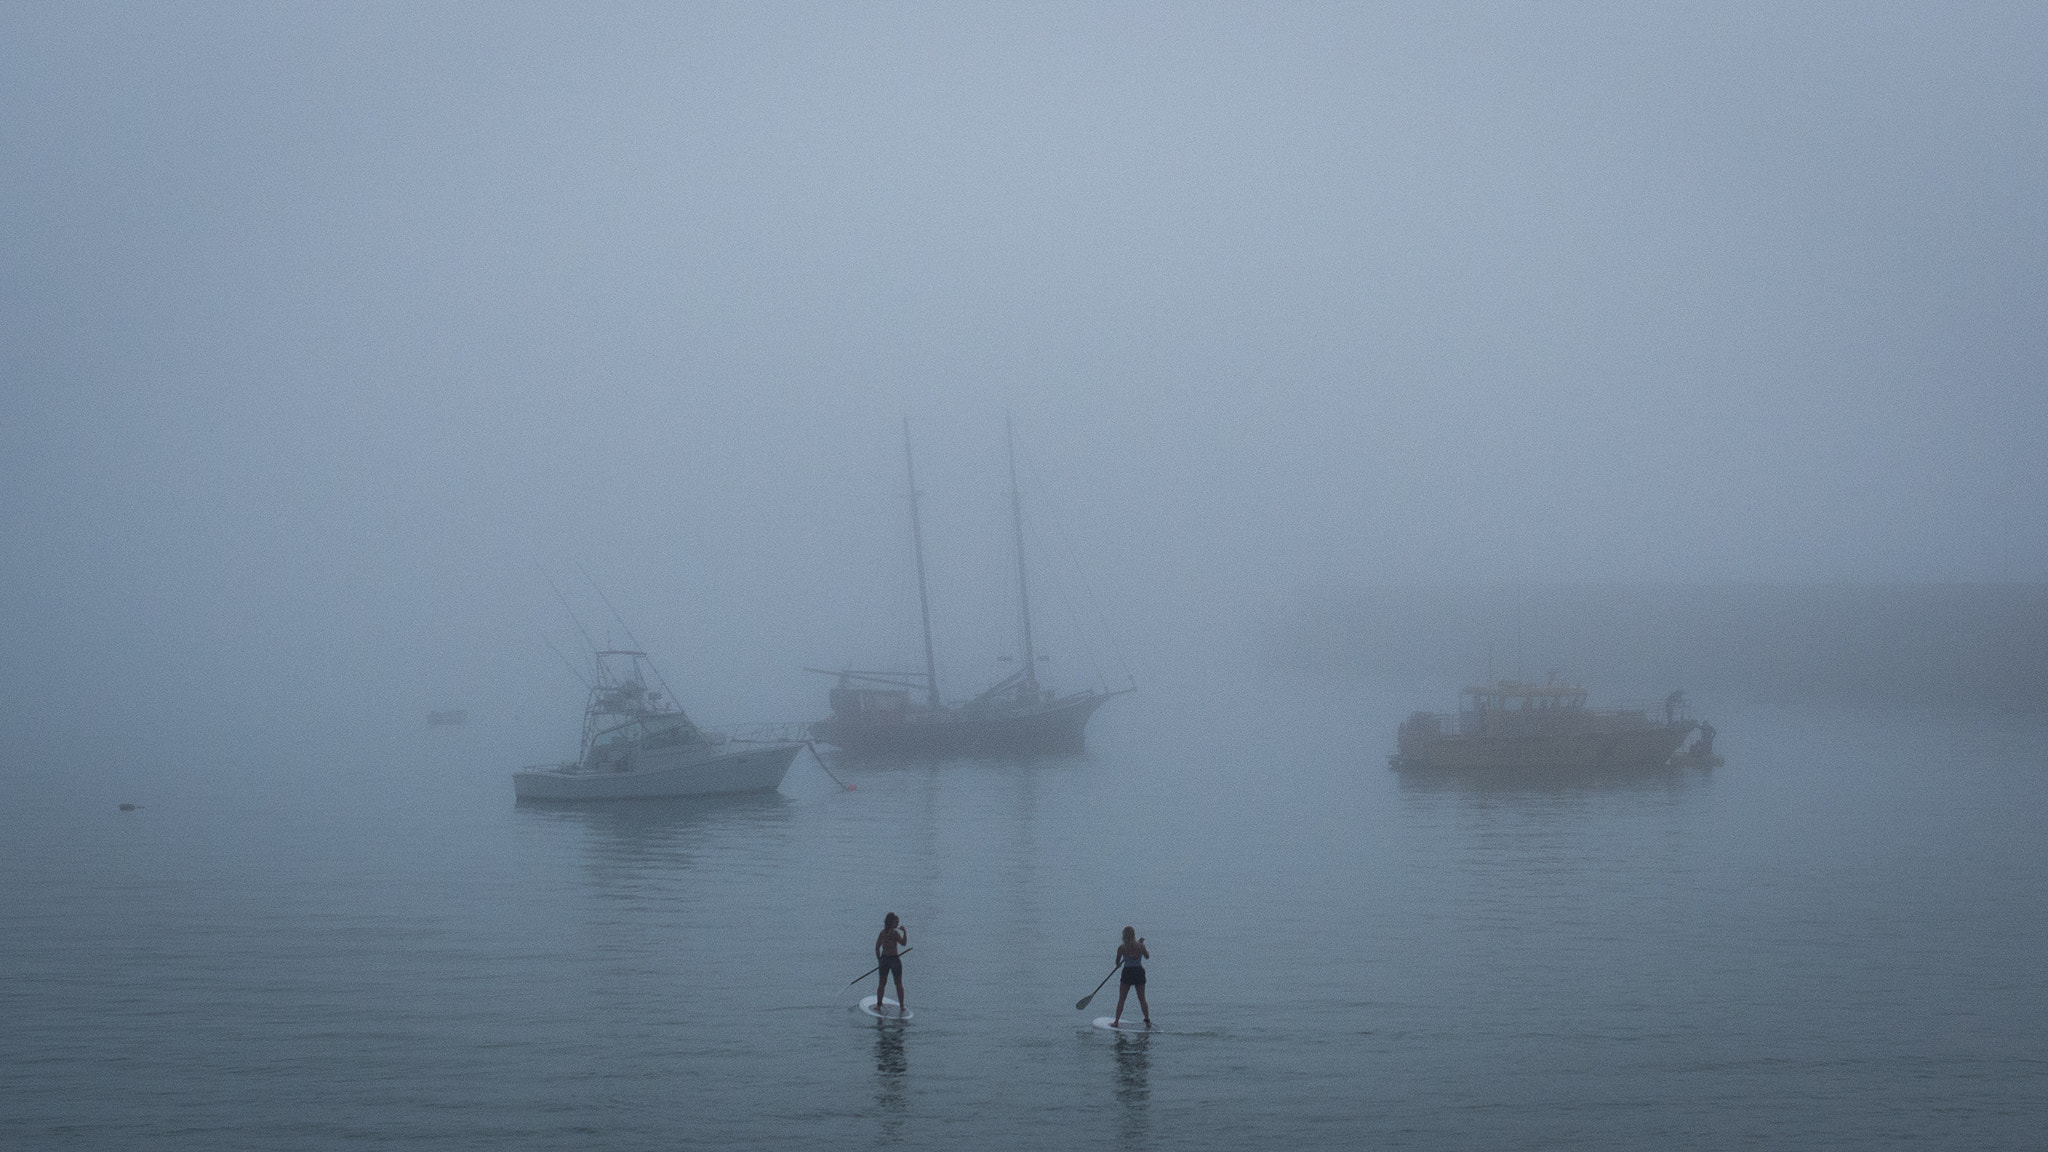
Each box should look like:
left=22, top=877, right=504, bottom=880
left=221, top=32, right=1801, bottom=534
left=1607, top=698, right=1693, bottom=724
left=1414, top=699, right=1692, bottom=737
left=1444, top=698, right=1690, bottom=722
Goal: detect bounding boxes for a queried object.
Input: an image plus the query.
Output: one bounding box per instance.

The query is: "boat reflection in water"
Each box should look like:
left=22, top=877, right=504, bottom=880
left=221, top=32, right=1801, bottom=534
left=516, top=788, right=795, bottom=835
left=518, top=791, right=797, bottom=883
left=1393, top=758, right=1712, bottom=797
left=1392, top=676, right=1708, bottom=776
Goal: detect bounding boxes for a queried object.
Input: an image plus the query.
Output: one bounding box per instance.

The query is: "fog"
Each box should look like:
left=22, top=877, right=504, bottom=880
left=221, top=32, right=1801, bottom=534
left=5, top=3, right=2045, bottom=769
left=1278, top=582, right=2048, bottom=714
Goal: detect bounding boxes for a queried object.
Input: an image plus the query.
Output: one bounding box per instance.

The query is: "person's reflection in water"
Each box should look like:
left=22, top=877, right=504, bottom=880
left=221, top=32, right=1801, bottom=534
left=1113, top=1031, right=1150, bottom=1144
left=872, top=1020, right=908, bottom=1144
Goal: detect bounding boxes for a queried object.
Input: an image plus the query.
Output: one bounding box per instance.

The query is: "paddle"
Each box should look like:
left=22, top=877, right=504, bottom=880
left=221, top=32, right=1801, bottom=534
left=1074, top=963, right=1122, bottom=1011
left=846, top=946, right=913, bottom=988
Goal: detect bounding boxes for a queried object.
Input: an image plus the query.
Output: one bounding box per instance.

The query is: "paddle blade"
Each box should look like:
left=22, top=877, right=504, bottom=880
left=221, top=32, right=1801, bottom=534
left=1075, top=994, right=1094, bottom=1011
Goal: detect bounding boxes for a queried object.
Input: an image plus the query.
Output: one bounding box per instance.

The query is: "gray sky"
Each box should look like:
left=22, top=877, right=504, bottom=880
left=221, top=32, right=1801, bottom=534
left=4, top=3, right=2043, bottom=756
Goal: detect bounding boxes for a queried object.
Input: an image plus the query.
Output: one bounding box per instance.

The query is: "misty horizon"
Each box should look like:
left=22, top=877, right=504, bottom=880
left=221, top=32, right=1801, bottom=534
left=7, top=4, right=2045, bottom=769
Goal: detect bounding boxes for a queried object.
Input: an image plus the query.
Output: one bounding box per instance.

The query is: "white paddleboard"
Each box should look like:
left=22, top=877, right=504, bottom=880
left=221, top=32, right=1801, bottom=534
left=1093, top=1016, right=1155, bottom=1032
left=860, top=995, right=913, bottom=1020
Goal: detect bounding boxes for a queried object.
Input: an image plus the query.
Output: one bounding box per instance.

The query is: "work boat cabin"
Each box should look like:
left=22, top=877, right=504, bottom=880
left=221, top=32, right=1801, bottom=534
left=1453, top=678, right=1690, bottom=738
left=1459, top=680, right=1589, bottom=736
left=1395, top=675, right=1697, bottom=772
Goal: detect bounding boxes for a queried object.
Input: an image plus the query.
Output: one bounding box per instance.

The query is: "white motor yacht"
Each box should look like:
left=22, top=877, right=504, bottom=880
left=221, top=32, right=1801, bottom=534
left=515, top=649, right=802, bottom=801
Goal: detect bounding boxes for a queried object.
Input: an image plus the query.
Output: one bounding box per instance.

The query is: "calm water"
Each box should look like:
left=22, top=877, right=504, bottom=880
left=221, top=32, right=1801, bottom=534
left=5, top=676, right=2045, bottom=1149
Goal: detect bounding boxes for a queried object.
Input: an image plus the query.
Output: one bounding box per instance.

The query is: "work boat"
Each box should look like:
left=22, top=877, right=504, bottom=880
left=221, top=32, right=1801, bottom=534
left=1392, top=677, right=1701, bottom=772
left=808, top=419, right=1132, bottom=757
left=515, top=649, right=803, bottom=800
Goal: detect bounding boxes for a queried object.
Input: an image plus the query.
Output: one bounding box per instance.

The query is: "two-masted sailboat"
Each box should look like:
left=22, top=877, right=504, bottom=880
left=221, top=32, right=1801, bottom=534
left=807, top=420, right=1132, bottom=756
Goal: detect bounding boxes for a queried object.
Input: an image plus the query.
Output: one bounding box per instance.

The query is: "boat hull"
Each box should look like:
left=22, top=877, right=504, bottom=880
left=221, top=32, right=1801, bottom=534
left=1393, top=724, right=1691, bottom=773
left=811, top=691, right=1118, bottom=757
left=514, top=742, right=802, bottom=800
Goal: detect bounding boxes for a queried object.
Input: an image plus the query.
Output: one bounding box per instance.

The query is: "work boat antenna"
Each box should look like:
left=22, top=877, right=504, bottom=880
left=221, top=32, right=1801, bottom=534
left=1005, top=416, right=1038, bottom=698
left=903, top=418, right=941, bottom=709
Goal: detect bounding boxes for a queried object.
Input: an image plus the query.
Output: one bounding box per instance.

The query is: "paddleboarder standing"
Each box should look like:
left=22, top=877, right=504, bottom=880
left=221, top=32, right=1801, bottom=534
left=874, top=912, right=907, bottom=1014
left=1112, top=925, right=1150, bottom=1027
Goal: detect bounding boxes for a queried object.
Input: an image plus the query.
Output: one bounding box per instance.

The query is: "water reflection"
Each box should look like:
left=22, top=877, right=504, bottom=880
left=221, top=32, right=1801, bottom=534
left=1004, top=762, right=1041, bottom=982
left=518, top=790, right=793, bottom=836
left=1392, top=761, right=1713, bottom=797
left=517, top=791, right=795, bottom=876
left=1113, top=1031, right=1150, bottom=1144
left=872, top=1018, right=908, bottom=1145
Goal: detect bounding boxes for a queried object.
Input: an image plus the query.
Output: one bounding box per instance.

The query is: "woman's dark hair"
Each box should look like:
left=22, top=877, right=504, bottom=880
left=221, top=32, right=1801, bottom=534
left=884, top=912, right=899, bottom=928
left=1121, top=925, right=1137, bottom=945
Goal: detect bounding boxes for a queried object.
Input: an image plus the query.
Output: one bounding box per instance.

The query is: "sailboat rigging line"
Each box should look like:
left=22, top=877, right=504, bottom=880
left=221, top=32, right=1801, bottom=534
left=1004, top=416, right=1038, bottom=693
left=1016, top=440, right=1135, bottom=689
left=903, top=418, right=942, bottom=709
left=1017, top=497, right=1102, bottom=689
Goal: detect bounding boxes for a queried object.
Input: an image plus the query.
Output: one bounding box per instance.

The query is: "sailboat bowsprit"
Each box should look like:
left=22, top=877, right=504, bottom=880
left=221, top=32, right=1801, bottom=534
left=808, top=419, right=1131, bottom=757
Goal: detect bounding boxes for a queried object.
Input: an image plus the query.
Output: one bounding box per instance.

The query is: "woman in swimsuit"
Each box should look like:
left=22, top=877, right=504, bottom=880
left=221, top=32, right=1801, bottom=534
left=1112, top=925, right=1150, bottom=1027
left=874, top=912, right=907, bottom=1014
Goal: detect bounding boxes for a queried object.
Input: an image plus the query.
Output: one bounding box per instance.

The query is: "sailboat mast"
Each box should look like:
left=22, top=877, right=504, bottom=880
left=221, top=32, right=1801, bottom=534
left=1005, top=416, right=1038, bottom=695
left=903, top=419, right=941, bottom=709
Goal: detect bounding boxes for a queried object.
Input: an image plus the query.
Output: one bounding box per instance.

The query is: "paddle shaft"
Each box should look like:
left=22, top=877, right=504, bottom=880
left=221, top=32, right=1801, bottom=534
left=847, top=946, right=913, bottom=987
left=1074, top=963, right=1122, bottom=1011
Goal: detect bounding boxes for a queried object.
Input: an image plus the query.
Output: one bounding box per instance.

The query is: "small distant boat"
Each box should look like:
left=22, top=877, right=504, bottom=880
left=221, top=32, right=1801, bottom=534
left=1393, top=677, right=1701, bottom=772
left=515, top=649, right=802, bottom=801
left=808, top=419, right=1132, bottom=757
left=427, top=709, right=468, bottom=727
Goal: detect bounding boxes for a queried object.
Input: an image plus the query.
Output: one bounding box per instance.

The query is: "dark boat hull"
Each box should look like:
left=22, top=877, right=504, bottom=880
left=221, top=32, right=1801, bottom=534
left=1392, top=722, right=1691, bottom=772
left=811, top=691, right=1119, bottom=756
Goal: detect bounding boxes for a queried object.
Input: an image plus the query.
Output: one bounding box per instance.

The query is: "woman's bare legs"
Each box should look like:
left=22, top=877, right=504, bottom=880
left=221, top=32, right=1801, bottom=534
left=891, top=969, right=905, bottom=1013
left=1135, top=984, right=1150, bottom=1025
left=1112, top=983, right=1130, bottom=1026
